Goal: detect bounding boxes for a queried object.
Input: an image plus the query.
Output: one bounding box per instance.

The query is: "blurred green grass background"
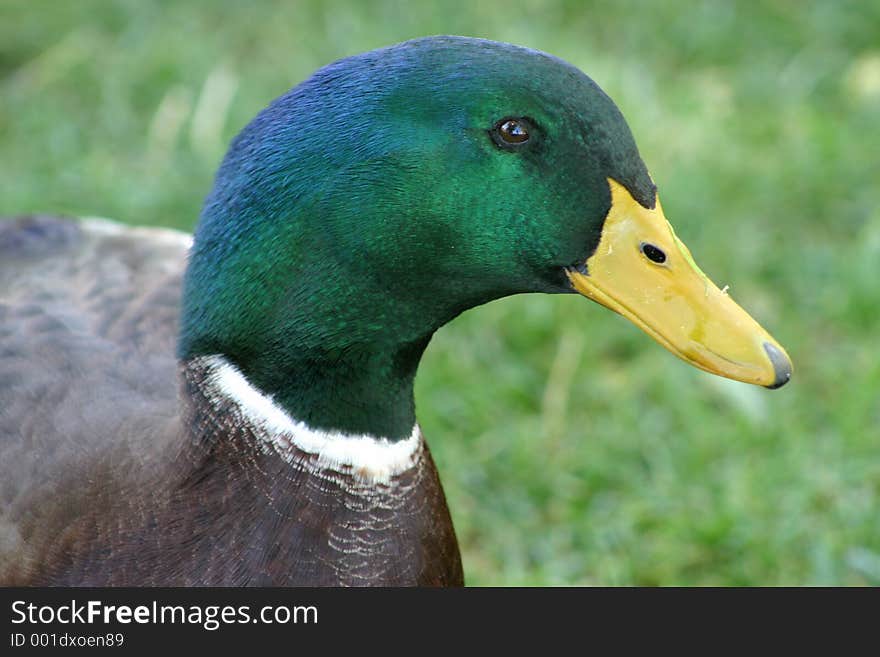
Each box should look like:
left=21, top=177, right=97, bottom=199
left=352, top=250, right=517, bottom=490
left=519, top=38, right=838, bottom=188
left=2, top=0, right=879, bottom=585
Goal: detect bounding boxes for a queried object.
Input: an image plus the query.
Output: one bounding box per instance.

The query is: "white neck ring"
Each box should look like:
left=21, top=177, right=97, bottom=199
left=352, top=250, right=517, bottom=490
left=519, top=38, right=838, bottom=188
left=197, top=355, right=423, bottom=484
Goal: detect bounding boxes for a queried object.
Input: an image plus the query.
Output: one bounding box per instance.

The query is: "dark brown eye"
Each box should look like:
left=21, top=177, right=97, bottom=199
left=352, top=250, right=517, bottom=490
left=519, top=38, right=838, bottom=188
left=491, top=118, right=533, bottom=149
left=498, top=119, right=529, bottom=143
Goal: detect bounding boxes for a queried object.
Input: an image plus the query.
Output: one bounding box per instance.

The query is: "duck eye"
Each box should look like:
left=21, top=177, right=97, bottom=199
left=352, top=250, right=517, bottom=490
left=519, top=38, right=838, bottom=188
left=640, top=242, right=667, bottom=264
left=491, top=118, right=531, bottom=148
left=498, top=119, right=528, bottom=143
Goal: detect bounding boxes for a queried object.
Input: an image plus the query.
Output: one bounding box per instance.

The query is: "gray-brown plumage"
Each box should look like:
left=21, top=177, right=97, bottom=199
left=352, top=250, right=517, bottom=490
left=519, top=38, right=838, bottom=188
left=0, top=216, right=462, bottom=585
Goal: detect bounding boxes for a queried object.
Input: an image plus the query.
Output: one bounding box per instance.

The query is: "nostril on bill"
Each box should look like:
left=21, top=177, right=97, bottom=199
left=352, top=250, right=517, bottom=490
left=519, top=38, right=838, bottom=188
left=763, top=342, right=792, bottom=389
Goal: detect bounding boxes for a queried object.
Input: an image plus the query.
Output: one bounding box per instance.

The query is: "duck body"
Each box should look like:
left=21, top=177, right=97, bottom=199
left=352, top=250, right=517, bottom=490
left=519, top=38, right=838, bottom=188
left=0, top=217, right=460, bottom=585
left=0, top=37, right=790, bottom=586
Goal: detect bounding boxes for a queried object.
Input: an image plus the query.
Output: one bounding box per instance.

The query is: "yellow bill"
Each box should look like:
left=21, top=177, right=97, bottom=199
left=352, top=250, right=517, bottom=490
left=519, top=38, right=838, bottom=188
left=568, top=178, right=792, bottom=389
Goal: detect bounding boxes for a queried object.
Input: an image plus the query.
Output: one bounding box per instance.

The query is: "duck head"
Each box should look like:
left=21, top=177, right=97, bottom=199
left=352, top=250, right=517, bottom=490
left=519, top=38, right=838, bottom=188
left=180, top=36, right=791, bottom=441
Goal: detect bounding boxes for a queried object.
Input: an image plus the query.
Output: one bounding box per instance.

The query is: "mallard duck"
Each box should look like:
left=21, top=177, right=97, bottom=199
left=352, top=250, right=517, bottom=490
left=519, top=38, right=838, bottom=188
left=0, top=36, right=791, bottom=586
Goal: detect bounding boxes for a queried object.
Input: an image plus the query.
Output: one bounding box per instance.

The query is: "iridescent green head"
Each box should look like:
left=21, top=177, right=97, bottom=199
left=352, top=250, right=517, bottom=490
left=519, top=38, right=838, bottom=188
left=180, top=36, right=790, bottom=440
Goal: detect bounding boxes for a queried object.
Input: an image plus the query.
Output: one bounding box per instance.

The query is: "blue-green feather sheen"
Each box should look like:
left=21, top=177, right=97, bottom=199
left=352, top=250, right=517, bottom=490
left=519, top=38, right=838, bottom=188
left=179, top=36, right=654, bottom=440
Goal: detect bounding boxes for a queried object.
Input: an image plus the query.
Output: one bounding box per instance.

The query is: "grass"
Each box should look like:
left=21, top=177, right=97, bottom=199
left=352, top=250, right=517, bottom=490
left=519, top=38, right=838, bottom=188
left=2, top=0, right=878, bottom=585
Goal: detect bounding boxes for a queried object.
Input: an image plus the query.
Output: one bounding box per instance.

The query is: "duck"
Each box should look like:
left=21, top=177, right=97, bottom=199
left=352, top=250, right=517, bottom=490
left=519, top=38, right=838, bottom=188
left=0, top=36, right=791, bottom=586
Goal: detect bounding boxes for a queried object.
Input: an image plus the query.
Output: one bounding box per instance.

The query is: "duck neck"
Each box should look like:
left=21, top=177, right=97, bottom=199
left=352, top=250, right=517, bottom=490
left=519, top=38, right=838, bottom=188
left=179, top=139, right=494, bottom=442
left=228, top=334, right=432, bottom=442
